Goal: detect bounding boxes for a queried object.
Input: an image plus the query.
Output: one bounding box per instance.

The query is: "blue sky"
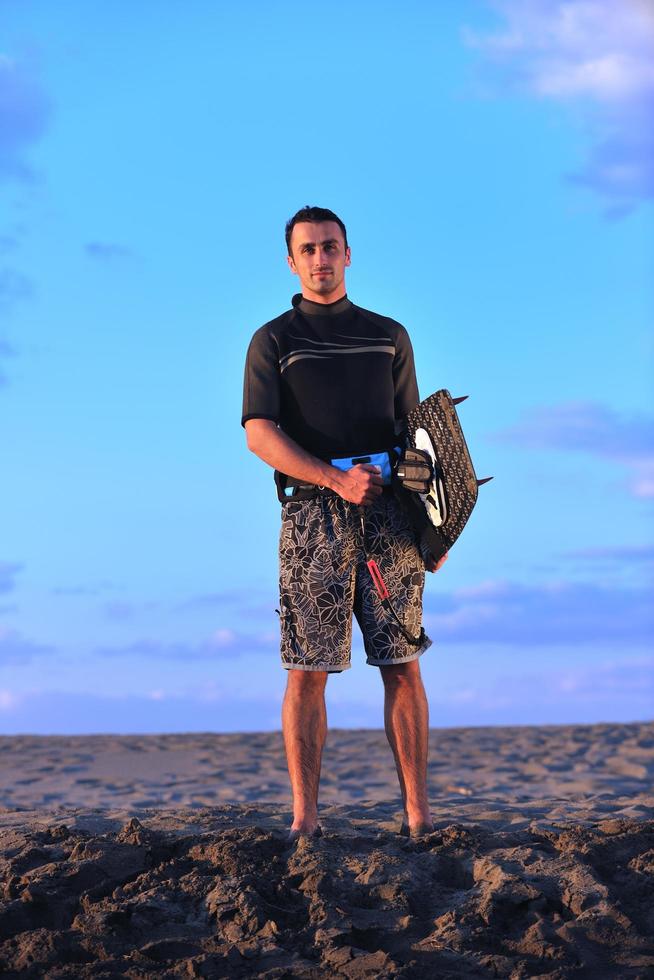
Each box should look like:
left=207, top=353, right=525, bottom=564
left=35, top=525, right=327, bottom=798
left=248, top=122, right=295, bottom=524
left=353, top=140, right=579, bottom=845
left=1, top=0, right=652, bottom=733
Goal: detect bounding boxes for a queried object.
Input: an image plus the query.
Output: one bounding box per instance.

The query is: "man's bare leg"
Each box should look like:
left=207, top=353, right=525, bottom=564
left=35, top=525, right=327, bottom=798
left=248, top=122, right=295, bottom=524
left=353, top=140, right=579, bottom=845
left=380, top=659, right=433, bottom=833
left=282, top=669, right=328, bottom=834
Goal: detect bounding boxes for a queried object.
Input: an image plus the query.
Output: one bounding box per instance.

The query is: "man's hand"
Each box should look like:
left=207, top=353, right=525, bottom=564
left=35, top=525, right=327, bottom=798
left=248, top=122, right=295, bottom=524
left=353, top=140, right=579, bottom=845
left=333, top=464, right=384, bottom=505
left=425, top=551, right=448, bottom=573
left=244, top=421, right=385, bottom=506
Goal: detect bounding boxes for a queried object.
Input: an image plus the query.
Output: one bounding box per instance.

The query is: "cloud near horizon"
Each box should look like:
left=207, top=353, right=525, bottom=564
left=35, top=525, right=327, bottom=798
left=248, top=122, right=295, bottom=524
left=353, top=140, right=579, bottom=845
left=95, top=627, right=274, bottom=661
left=468, top=0, right=654, bottom=212
left=492, top=401, right=654, bottom=498
left=425, top=576, right=653, bottom=645
left=563, top=543, right=654, bottom=564
left=0, top=628, right=56, bottom=665
left=0, top=561, right=21, bottom=593
left=433, top=653, right=654, bottom=721
left=87, top=573, right=654, bottom=659
left=0, top=654, right=651, bottom=732
left=0, top=687, right=284, bottom=734
left=102, top=599, right=163, bottom=622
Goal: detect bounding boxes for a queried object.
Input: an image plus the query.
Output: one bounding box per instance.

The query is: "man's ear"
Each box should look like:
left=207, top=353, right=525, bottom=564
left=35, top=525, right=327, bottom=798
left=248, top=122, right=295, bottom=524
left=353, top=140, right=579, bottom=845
left=287, top=253, right=297, bottom=274
left=345, top=247, right=351, bottom=267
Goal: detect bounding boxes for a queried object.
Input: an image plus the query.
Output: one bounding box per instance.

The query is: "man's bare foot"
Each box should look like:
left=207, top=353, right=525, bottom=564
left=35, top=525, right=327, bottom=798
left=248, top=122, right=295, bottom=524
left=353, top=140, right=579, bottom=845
left=399, top=820, right=434, bottom=838
left=287, top=825, right=323, bottom=843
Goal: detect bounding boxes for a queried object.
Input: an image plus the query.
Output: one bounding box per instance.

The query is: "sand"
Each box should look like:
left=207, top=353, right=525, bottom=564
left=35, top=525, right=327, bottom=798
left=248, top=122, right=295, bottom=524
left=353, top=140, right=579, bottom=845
left=1, top=722, right=653, bottom=978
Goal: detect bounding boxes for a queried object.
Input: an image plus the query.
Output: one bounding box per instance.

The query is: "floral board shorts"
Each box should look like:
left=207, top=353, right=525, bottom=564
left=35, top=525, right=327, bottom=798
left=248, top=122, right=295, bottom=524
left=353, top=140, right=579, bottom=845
left=278, top=490, right=432, bottom=671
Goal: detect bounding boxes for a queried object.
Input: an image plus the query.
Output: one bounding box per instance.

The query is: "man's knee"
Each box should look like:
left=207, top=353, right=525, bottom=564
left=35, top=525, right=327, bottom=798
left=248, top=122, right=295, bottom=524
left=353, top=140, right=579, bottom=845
left=379, top=659, right=422, bottom=690
left=285, top=669, right=328, bottom=697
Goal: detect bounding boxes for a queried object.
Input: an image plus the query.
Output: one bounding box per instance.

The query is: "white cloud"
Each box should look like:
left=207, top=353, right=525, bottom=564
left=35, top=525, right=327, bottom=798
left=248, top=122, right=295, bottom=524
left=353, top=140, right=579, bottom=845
left=428, top=653, right=654, bottom=721
left=470, top=1, right=654, bottom=99
left=0, top=688, right=20, bottom=710
left=631, top=463, right=654, bottom=499
left=467, top=0, right=654, bottom=208
left=209, top=628, right=238, bottom=648
left=425, top=576, right=653, bottom=645
left=492, top=401, right=654, bottom=498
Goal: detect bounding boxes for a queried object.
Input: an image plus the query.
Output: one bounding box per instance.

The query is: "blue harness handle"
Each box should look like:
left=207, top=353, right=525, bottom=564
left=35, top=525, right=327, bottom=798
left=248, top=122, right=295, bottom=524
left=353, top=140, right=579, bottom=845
left=330, top=448, right=400, bottom=486
left=282, top=448, right=401, bottom=497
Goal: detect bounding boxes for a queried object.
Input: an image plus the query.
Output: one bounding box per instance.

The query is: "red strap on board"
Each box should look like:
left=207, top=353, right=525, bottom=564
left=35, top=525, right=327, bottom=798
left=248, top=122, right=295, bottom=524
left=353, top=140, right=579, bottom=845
left=366, top=559, right=390, bottom=600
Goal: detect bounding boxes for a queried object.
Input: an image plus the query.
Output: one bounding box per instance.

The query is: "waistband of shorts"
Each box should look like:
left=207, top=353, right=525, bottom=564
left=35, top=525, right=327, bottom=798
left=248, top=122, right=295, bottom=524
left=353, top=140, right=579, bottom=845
left=281, top=485, right=396, bottom=505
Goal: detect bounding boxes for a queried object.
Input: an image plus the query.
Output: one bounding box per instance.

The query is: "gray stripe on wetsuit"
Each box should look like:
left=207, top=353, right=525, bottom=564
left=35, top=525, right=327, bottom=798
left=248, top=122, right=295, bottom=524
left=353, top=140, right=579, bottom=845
left=280, top=344, right=396, bottom=373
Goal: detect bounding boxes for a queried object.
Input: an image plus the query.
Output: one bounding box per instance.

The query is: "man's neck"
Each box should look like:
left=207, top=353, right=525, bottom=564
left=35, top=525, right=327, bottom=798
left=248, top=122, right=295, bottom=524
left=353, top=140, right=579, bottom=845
left=293, top=293, right=352, bottom=316
left=301, top=286, right=347, bottom=305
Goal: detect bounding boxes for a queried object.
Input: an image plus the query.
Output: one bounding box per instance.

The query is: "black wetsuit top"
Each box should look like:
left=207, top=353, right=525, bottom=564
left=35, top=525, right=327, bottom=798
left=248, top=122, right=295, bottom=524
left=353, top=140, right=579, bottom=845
left=242, top=294, right=420, bottom=495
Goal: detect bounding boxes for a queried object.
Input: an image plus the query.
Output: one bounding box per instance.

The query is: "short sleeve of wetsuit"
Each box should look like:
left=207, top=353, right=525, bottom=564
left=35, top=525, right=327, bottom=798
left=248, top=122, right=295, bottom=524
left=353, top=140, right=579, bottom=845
left=392, top=323, right=420, bottom=419
left=241, top=326, right=280, bottom=427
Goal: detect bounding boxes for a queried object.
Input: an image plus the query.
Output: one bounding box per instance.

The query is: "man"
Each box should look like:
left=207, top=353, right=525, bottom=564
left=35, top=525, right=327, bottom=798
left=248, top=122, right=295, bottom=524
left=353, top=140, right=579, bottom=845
left=242, top=206, right=447, bottom=840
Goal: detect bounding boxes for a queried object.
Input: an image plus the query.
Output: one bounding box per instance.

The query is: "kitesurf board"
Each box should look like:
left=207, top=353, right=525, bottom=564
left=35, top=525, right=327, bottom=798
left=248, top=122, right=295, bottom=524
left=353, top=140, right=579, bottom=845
left=395, top=389, right=489, bottom=563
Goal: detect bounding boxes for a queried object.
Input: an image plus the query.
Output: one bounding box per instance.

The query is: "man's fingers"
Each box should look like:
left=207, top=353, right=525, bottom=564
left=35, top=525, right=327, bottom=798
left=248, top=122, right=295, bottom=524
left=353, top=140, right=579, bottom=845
left=425, top=551, right=449, bottom=572
left=340, top=463, right=386, bottom=504
left=368, top=465, right=384, bottom=484
left=360, top=485, right=383, bottom=505
left=354, top=463, right=384, bottom=486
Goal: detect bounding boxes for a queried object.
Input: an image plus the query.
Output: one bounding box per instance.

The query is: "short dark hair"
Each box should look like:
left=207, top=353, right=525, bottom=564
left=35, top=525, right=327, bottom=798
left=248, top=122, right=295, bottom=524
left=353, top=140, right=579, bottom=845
left=285, top=205, right=348, bottom=255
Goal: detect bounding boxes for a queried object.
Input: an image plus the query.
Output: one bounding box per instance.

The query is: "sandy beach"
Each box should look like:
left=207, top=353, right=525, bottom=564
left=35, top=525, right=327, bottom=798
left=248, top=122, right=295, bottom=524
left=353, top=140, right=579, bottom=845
left=1, top=722, right=653, bottom=978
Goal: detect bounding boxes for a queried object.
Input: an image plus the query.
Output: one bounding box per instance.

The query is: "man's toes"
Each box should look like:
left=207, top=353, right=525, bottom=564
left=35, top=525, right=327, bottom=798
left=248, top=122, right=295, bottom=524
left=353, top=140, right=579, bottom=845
left=409, top=822, right=434, bottom=837
left=399, top=820, right=434, bottom=838
left=287, top=825, right=323, bottom=843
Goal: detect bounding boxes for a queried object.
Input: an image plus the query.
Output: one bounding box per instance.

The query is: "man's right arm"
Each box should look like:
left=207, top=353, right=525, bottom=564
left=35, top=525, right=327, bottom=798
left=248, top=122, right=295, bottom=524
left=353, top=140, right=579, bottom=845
left=245, top=419, right=383, bottom=506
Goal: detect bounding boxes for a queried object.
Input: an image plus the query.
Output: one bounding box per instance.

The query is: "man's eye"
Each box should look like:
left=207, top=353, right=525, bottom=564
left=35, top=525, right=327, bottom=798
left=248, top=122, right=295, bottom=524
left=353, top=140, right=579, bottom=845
left=325, top=243, right=336, bottom=251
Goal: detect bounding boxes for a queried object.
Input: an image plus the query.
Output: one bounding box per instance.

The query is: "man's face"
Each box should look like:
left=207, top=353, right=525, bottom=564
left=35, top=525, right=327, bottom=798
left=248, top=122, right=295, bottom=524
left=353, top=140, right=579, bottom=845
left=287, top=221, right=351, bottom=303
